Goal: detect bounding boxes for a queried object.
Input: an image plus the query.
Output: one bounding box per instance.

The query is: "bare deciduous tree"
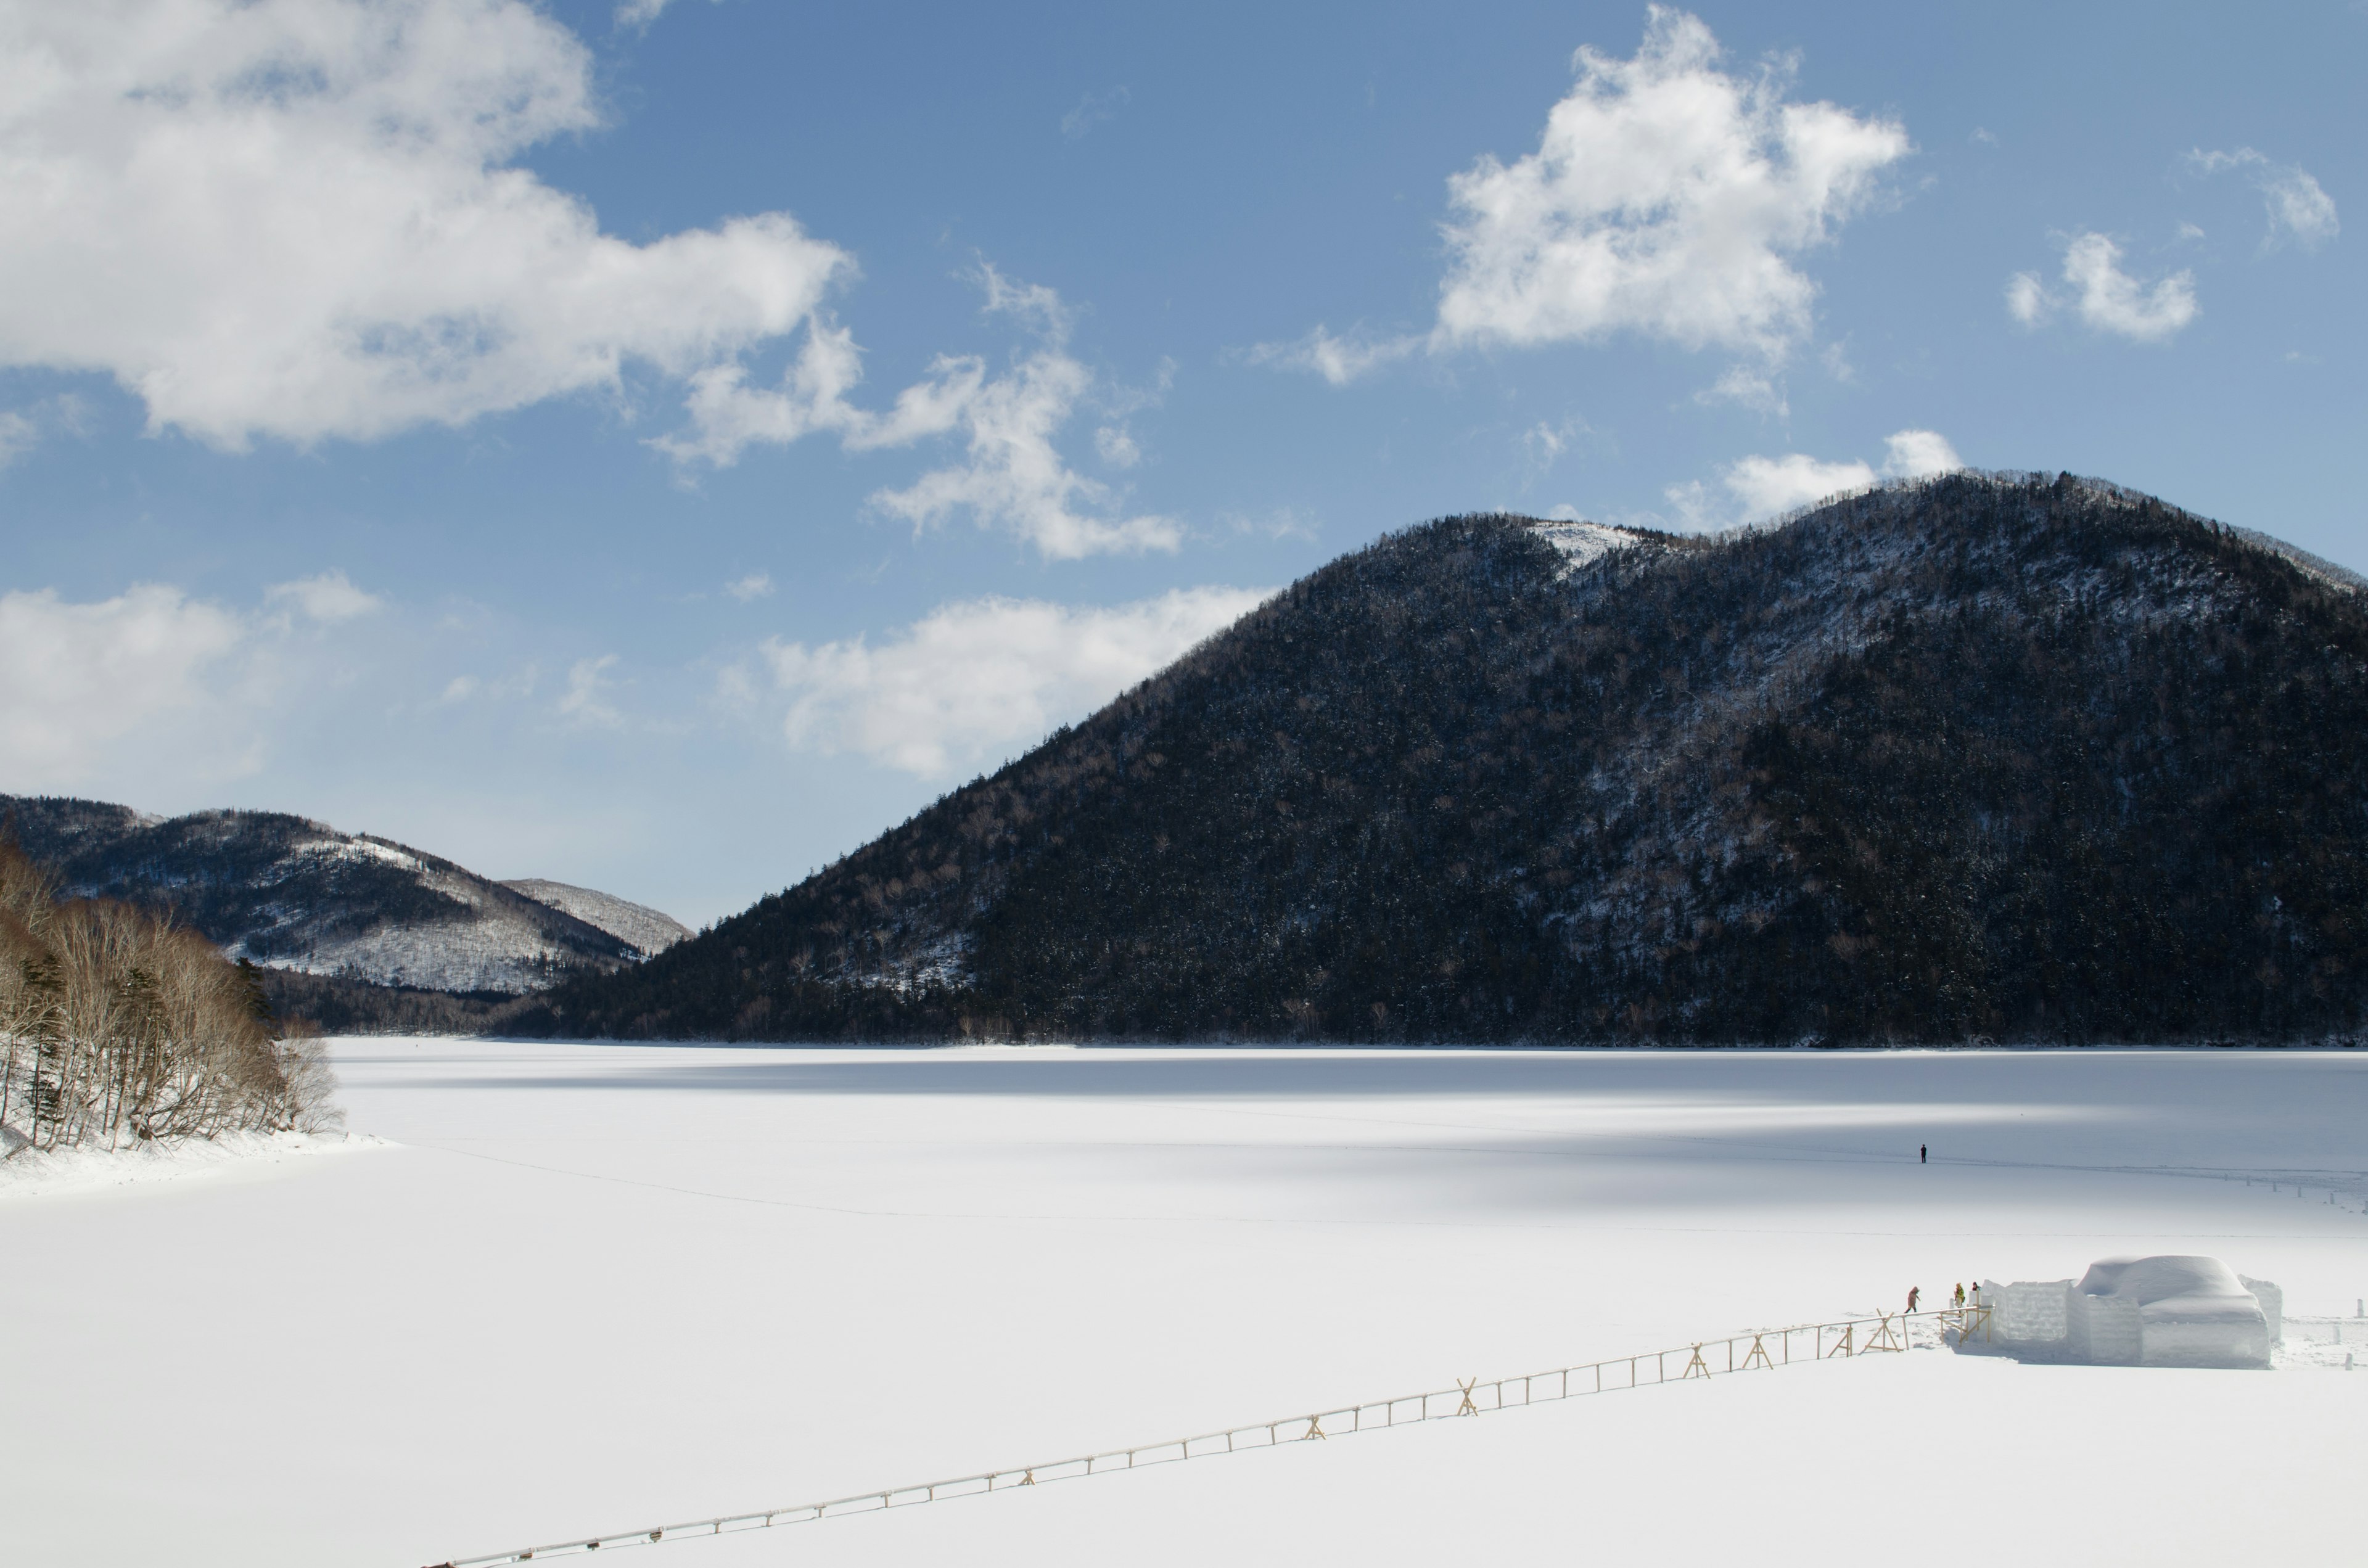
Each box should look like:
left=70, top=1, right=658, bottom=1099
left=0, top=840, right=340, bottom=1152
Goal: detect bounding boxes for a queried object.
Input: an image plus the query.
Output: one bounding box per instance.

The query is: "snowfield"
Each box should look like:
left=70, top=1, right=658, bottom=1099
left=1, top=1044, right=2361, bottom=1567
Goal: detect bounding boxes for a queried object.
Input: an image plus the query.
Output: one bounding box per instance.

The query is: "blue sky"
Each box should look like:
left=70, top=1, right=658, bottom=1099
left=0, top=0, right=2358, bottom=925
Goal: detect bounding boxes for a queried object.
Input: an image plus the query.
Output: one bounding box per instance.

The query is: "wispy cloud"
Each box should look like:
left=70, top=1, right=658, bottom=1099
left=559, top=655, right=623, bottom=728
left=665, top=266, right=1175, bottom=559
left=265, top=570, right=382, bottom=625
left=1061, top=87, right=1131, bottom=141
left=0, top=572, right=386, bottom=792
left=757, top=588, right=1270, bottom=776
left=2187, top=147, right=2340, bottom=250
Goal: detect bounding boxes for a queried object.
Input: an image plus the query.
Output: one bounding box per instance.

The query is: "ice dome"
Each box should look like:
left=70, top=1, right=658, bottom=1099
left=2071, top=1255, right=2271, bottom=1368
left=1974, top=1255, right=2279, bottom=1368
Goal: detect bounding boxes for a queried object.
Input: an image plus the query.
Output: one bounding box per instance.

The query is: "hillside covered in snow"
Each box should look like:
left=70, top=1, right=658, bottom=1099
left=0, top=798, right=684, bottom=1003
left=528, top=472, right=2368, bottom=1044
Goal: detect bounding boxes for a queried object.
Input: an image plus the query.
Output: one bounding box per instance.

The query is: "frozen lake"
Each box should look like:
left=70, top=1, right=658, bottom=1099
left=3, top=1043, right=2362, bottom=1566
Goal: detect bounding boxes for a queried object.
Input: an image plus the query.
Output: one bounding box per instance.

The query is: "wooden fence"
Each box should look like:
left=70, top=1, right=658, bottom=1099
left=424, top=1309, right=1946, bottom=1566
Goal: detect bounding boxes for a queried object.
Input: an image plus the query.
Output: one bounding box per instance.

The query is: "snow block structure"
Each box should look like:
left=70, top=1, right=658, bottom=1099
left=1975, top=1256, right=2276, bottom=1368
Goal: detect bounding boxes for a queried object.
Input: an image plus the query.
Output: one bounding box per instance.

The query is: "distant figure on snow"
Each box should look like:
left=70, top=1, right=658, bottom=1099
left=1953, top=1283, right=1965, bottom=1308
left=1907, top=1286, right=1921, bottom=1313
left=1920, top=1144, right=1928, bottom=1164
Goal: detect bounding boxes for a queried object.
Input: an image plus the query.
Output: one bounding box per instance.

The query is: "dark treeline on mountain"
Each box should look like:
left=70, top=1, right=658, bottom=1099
left=520, top=472, right=2368, bottom=1045
left=247, top=969, right=541, bottom=1037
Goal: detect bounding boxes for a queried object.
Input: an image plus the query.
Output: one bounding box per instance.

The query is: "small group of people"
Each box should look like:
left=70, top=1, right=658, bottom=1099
left=1905, top=1281, right=1981, bottom=1313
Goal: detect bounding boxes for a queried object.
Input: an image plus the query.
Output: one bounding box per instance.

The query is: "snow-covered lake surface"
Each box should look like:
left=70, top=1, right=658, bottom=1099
left=3, top=1042, right=2362, bottom=1566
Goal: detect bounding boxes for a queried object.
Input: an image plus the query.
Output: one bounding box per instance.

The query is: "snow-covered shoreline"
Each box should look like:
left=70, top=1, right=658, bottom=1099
left=0, top=1127, right=392, bottom=1201
left=2, top=1040, right=2359, bottom=1566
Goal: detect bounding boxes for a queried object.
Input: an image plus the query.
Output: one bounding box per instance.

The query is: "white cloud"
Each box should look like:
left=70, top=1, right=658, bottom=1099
left=1523, top=419, right=1579, bottom=469
left=665, top=268, right=1172, bottom=559
left=0, top=411, right=36, bottom=471
left=1677, top=426, right=1962, bottom=525
left=1719, top=453, right=1877, bottom=519
left=2006, top=234, right=2197, bottom=342
left=1242, top=326, right=1422, bottom=386
left=0, top=0, right=849, bottom=448
left=2189, top=148, right=2340, bottom=250
left=1429, top=7, right=1909, bottom=363
left=1222, top=507, right=1320, bottom=542
left=1061, top=87, right=1130, bottom=141
left=1093, top=425, right=1141, bottom=467
left=725, top=572, right=775, bottom=602
left=1880, top=428, right=1961, bottom=478
left=0, top=585, right=280, bottom=790
left=1694, top=364, right=1788, bottom=416
left=559, top=655, right=622, bottom=728
left=864, top=271, right=1180, bottom=559
left=0, top=393, right=92, bottom=470
left=2005, top=270, right=2050, bottom=326
left=760, top=587, right=1270, bottom=776
left=2061, top=233, right=2198, bottom=342
left=265, top=570, right=381, bottom=624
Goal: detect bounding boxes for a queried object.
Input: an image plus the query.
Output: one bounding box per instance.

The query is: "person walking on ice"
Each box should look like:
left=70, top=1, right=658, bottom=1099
left=1907, top=1286, right=1921, bottom=1313
left=1920, top=1144, right=1927, bottom=1164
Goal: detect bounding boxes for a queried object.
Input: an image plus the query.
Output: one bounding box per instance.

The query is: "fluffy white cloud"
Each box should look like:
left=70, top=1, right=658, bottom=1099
left=2189, top=149, right=2340, bottom=250
left=2008, top=233, right=2197, bottom=342
left=1429, top=7, right=1908, bottom=363
left=1719, top=453, right=1877, bottom=519
left=759, top=587, right=1270, bottom=776
left=677, top=268, right=1177, bottom=559
left=724, top=573, right=775, bottom=602
left=2063, top=234, right=2198, bottom=342
left=1680, top=427, right=1962, bottom=525
left=1879, top=427, right=1962, bottom=479
left=0, top=571, right=380, bottom=791
left=0, top=0, right=849, bottom=447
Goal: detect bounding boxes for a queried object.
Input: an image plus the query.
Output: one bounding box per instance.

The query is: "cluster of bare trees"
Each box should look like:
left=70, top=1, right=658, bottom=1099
left=0, top=841, right=340, bottom=1152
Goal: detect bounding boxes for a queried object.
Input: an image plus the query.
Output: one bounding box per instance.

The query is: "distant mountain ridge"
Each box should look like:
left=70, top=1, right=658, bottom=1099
left=500, top=879, right=690, bottom=959
left=525, top=471, right=2368, bottom=1045
left=0, top=798, right=686, bottom=999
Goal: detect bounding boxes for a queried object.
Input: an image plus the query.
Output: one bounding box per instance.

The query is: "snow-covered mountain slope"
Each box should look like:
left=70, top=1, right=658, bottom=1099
left=0, top=799, right=685, bottom=995
left=502, top=879, right=689, bottom=958
left=536, top=472, right=2368, bottom=1045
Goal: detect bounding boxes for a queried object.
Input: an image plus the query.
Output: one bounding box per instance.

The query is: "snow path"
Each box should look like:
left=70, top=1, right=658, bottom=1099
left=0, top=1043, right=2360, bottom=1567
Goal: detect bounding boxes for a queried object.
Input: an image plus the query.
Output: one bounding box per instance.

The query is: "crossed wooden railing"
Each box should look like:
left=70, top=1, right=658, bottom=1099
left=422, top=1310, right=1940, bottom=1566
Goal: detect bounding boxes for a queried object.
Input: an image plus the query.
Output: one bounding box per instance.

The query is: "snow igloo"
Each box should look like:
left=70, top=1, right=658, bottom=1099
left=1973, top=1255, right=2280, bottom=1369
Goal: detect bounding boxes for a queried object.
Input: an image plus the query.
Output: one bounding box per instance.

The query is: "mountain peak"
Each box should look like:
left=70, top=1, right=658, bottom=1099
left=530, top=473, right=2368, bottom=1046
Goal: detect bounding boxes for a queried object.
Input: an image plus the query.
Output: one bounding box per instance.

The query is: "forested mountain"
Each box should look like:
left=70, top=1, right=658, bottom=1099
left=0, top=800, right=684, bottom=1012
left=526, top=472, right=2368, bottom=1046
